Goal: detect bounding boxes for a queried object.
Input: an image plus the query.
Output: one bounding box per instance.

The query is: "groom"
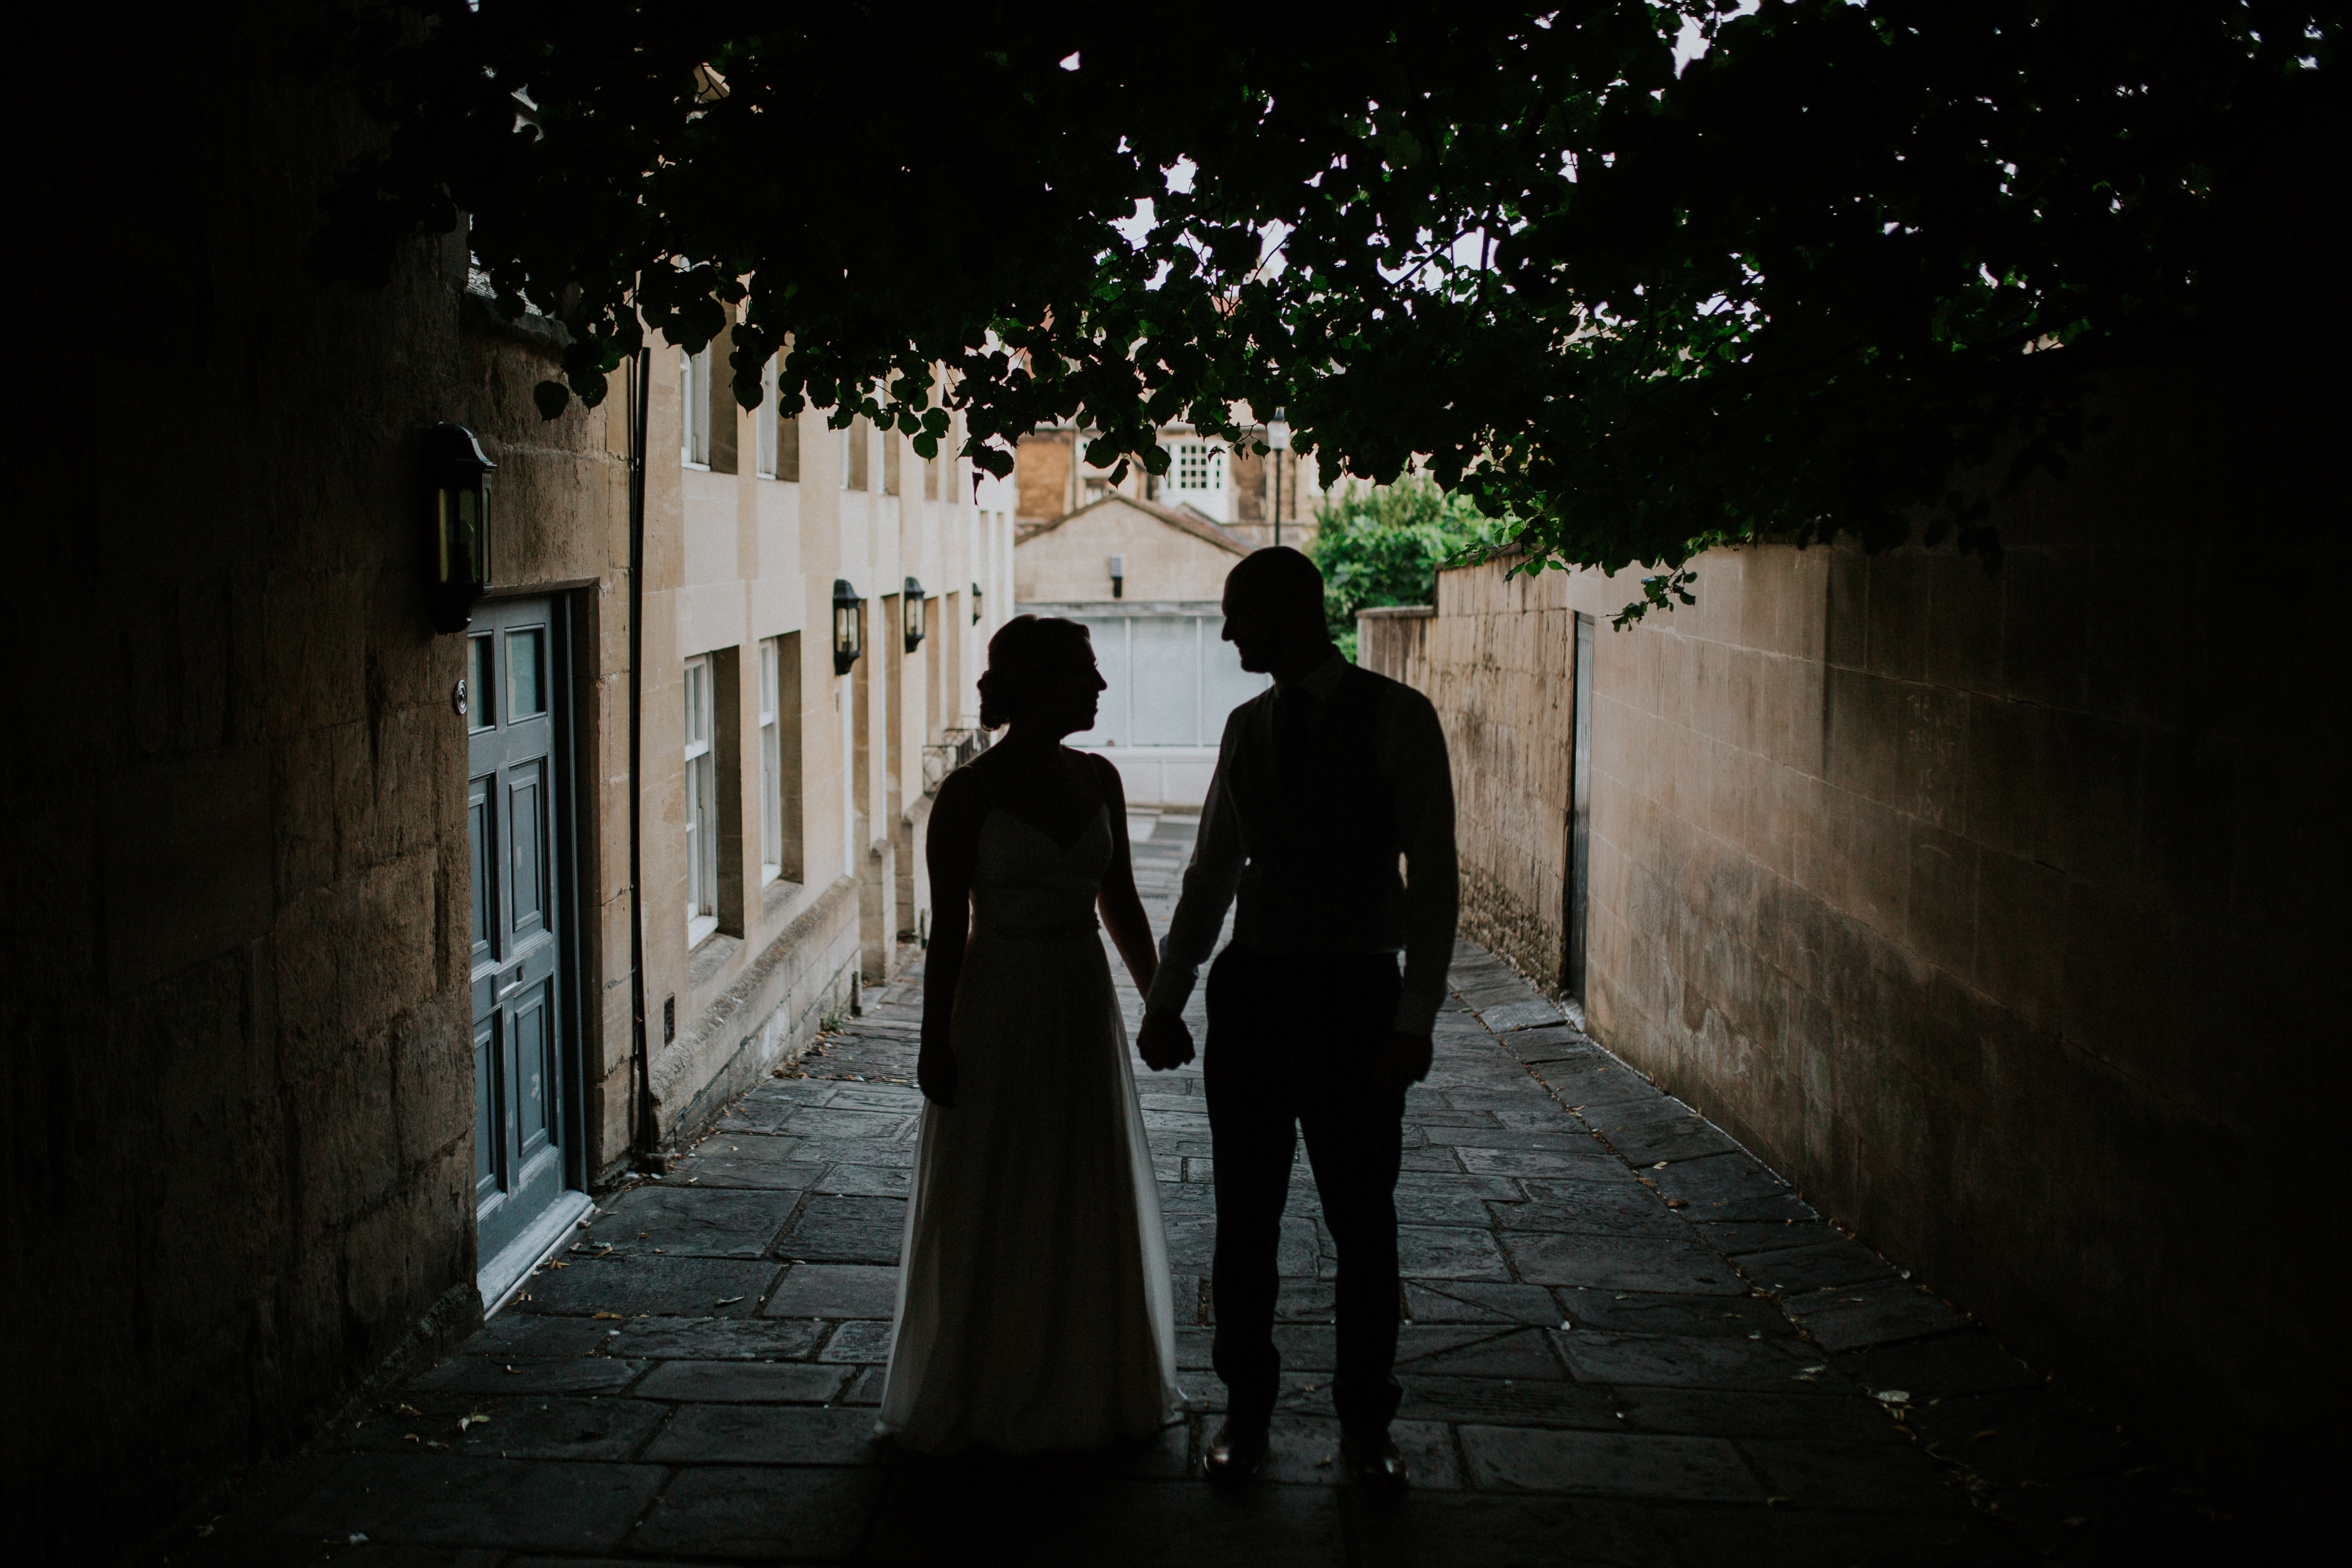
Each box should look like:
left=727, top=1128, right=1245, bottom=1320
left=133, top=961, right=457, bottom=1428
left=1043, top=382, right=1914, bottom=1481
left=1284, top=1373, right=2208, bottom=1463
left=1138, top=546, right=1457, bottom=1492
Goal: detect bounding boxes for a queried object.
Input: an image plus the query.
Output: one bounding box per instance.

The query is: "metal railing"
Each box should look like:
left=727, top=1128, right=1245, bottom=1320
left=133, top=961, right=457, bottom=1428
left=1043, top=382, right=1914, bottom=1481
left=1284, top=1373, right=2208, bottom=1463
left=922, top=727, right=990, bottom=794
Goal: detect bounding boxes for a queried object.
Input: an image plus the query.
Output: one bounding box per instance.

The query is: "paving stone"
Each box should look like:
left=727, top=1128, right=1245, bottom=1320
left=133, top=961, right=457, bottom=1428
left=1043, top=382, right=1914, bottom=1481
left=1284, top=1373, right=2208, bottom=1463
left=1396, top=1170, right=1526, bottom=1200
left=779, top=1194, right=908, bottom=1264
left=1784, top=1281, right=1970, bottom=1350
left=1375, top=1223, right=1512, bottom=1281
left=643, top=1403, right=888, bottom=1465
left=603, top=1316, right=824, bottom=1361
left=1394, top=1185, right=1501, bottom=1226
left=1493, top=1025, right=1591, bottom=1064
left=1336, top=1490, right=1673, bottom=1568
left=454, top=1314, right=612, bottom=1359
left=770, top=1135, right=921, bottom=1169
left=681, top=1131, right=823, bottom=1162
left=414, top=1359, right=646, bottom=1397
left=1500, top=1233, right=1749, bottom=1295
left=270, top=1455, right=666, bottom=1552
left=1738, top=1437, right=1964, bottom=1511
left=1551, top=1289, right=1795, bottom=1339
left=1459, top=1146, right=1621, bottom=1177
left=759, top=1262, right=899, bottom=1319
left=805, top=1162, right=911, bottom=1198
left=827, top=1083, right=926, bottom=1112
left=1828, top=1329, right=2042, bottom=1403
left=1646, top=1503, right=2000, bottom=1565
left=585, top=1185, right=792, bottom=1257
left=1398, top=1145, right=1470, bottom=1173
left=1585, top=1115, right=1745, bottom=1166
left=1275, top=1275, right=1337, bottom=1321
left=1254, top=1414, right=1463, bottom=1489
left=779, top=1104, right=920, bottom=1139
left=1611, top=1388, right=1894, bottom=1441
left=1393, top=1376, right=1621, bottom=1428
left=1905, top=1388, right=2131, bottom=1483
left=1490, top=1196, right=1691, bottom=1240
left=1422, top=1124, right=1610, bottom=1154
left=512, top=1255, right=783, bottom=1317
left=336, top=1397, right=669, bottom=1463
left=1404, top=1281, right=1566, bottom=1325
left=1459, top=1427, right=1762, bottom=1500
left=865, top=1470, right=1346, bottom=1566
left=1550, top=1332, right=1811, bottom=1391
left=1403, top=1328, right=1568, bottom=1381
left=662, top=1157, right=829, bottom=1191
left=628, top=1465, right=882, bottom=1559
left=819, top=1319, right=897, bottom=1363
left=1687, top=1218, right=1829, bottom=1255
left=1648, top=1155, right=1817, bottom=1223
left=1734, top=1237, right=1903, bottom=1295
left=1482, top=1000, right=1565, bottom=1033
left=837, top=1367, right=886, bottom=1406
left=631, top=1359, right=852, bottom=1404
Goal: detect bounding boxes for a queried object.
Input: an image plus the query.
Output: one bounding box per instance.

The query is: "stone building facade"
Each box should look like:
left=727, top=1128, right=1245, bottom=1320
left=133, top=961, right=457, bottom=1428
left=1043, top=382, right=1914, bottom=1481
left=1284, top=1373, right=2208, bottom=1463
left=1014, top=419, right=1322, bottom=551
left=1358, top=358, right=2348, bottom=1494
left=5, top=8, right=1012, bottom=1547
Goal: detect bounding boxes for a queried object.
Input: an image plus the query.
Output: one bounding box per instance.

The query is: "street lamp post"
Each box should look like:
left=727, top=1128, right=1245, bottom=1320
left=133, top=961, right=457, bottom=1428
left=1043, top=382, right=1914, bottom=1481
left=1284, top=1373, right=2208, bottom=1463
left=1267, top=411, right=1289, bottom=551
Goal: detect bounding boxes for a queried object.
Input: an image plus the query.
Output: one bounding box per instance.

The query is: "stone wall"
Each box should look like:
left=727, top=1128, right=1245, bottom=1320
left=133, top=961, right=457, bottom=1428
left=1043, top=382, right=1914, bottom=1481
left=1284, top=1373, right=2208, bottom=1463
left=1379, top=358, right=2348, bottom=1492
left=3, top=5, right=624, bottom=1545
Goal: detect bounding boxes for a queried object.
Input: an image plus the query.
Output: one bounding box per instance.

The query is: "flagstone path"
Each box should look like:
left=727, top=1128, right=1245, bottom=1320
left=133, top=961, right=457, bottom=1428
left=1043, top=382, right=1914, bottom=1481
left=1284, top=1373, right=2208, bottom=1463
left=188, top=820, right=2222, bottom=1565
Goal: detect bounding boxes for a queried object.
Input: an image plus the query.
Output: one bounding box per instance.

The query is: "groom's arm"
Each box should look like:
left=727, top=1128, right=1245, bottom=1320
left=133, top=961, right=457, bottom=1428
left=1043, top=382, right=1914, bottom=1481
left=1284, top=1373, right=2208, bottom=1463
left=1388, top=686, right=1459, bottom=1037
left=1143, top=708, right=1248, bottom=1022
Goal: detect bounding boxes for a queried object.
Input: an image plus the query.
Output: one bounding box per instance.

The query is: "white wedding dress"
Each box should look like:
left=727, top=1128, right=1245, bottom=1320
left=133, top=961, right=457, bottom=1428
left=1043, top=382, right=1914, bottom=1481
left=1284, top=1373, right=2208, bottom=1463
left=879, top=803, right=1181, bottom=1452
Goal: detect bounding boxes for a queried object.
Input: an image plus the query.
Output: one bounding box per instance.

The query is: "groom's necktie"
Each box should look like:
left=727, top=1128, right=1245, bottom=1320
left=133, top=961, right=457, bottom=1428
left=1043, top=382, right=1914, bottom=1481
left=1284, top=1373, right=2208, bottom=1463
left=1275, top=685, right=1315, bottom=794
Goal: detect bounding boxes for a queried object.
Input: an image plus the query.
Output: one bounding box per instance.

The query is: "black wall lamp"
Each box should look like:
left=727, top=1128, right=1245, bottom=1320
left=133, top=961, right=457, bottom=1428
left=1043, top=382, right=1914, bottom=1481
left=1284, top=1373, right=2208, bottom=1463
left=424, top=423, right=495, bottom=633
left=1108, top=554, right=1125, bottom=600
left=971, top=581, right=983, bottom=624
left=902, top=577, right=927, bottom=652
left=832, top=579, right=864, bottom=675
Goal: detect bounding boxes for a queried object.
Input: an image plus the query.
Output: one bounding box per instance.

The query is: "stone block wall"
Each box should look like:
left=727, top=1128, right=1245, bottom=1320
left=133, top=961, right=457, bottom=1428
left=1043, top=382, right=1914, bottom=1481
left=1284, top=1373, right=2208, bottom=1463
left=1394, top=357, right=2348, bottom=1491
left=3, top=7, right=622, bottom=1545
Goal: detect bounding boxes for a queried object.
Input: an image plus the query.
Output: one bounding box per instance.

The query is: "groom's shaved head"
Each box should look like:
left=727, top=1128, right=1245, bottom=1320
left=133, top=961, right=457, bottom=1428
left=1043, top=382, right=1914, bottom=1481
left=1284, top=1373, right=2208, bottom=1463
left=1224, top=546, right=1324, bottom=626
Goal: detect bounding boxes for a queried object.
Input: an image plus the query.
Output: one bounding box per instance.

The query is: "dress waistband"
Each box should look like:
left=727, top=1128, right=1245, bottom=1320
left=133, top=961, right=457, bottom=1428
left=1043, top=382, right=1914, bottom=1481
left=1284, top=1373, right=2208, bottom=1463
left=972, top=915, right=1100, bottom=945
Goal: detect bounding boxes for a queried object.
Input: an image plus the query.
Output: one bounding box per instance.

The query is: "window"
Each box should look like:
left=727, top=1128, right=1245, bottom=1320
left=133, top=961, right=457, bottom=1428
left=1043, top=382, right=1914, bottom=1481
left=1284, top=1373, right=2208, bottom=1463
left=756, top=357, right=779, bottom=479
left=882, top=430, right=901, bottom=496
left=841, top=417, right=870, bottom=491
left=1173, top=442, right=1224, bottom=492
left=680, top=347, right=712, bottom=468
left=683, top=655, right=718, bottom=945
left=758, top=638, right=782, bottom=883
left=776, top=404, right=800, bottom=481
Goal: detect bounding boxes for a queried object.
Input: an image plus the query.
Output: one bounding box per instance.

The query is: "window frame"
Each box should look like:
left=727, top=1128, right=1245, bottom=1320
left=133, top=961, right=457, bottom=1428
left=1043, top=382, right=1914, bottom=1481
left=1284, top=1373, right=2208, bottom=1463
left=680, top=346, right=713, bottom=470
left=756, top=356, right=780, bottom=479
left=758, top=638, right=783, bottom=885
left=683, top=654, right=719, bottom=945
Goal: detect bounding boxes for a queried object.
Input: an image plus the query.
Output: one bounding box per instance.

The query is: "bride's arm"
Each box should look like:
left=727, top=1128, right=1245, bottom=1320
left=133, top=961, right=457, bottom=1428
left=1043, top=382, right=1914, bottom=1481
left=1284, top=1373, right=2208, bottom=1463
left=1092, top=757, right=1158, bottom=996
left=919, top=768, right=985, bottom=1107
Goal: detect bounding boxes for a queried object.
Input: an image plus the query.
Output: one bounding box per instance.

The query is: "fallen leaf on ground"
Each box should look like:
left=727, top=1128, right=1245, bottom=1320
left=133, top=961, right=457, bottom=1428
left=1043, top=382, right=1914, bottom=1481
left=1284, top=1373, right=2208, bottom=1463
left=714, top=1296, right=745, bottom=1306
left=593, top=1312, right=626, bottom=1320
left=458, top=1411, right=491, bottom=1430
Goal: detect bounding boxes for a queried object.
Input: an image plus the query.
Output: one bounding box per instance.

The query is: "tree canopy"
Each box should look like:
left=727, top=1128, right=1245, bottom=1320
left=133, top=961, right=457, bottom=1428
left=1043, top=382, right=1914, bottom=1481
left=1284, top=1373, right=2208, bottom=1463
left=321, top=2, right=2344, bottom=609
left=1310, top=477, right=1518, bottom=655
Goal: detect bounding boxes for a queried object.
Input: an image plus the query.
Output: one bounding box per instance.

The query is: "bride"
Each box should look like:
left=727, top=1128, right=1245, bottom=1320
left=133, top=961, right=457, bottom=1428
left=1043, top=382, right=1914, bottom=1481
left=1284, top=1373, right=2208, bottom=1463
left=880, top=614, right=1186, bottom=1452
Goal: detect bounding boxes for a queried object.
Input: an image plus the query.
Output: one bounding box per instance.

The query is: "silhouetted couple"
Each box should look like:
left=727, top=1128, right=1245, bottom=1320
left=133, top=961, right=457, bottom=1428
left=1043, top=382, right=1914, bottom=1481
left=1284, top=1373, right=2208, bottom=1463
left=879, top=547, right=1458, bottom=1493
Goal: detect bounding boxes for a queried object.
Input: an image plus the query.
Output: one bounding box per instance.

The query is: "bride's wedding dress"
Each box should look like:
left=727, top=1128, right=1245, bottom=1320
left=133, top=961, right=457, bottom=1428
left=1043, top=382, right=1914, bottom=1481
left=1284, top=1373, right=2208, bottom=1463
left=880, top=803, right=1181, bottom=1452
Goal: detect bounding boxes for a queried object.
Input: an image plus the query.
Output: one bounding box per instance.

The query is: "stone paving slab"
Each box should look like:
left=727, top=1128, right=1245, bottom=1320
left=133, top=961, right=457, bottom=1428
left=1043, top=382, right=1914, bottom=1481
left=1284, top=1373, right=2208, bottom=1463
left=195, top=870, right=2214, bottom=1565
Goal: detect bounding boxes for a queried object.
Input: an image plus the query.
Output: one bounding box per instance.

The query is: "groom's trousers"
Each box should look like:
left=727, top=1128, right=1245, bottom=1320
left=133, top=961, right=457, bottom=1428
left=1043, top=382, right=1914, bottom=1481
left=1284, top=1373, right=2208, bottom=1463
left=1204, top=942, right=1406, bottom=1432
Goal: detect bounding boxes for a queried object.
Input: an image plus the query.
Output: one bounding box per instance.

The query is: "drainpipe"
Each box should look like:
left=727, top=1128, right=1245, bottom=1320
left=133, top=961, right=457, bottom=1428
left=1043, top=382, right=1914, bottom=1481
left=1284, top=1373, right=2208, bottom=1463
left=626, top=347, right=653, bottom=1156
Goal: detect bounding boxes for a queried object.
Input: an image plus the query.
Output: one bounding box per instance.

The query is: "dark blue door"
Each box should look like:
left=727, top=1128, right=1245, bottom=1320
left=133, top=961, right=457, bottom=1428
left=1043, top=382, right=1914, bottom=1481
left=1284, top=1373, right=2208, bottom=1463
left=466, top=597, right=575, bottom=1289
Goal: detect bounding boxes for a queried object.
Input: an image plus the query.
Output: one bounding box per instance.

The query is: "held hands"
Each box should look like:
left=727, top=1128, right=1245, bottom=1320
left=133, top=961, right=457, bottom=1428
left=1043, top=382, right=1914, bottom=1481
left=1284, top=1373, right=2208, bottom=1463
left=1137, top=1010, right=1197, bottom=1071
left=1371, top=1030, right=1435, bottom=1092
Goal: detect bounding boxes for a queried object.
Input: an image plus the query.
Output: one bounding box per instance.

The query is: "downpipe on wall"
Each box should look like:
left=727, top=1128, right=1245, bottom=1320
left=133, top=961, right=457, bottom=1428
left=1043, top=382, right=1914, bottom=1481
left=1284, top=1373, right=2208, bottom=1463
left=626, top=346, right=653, bottom=1157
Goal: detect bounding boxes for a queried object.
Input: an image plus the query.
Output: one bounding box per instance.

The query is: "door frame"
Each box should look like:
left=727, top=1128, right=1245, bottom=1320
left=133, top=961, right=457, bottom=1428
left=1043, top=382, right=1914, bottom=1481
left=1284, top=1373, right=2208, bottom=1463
left=471, top=587, right=595, bottom=1311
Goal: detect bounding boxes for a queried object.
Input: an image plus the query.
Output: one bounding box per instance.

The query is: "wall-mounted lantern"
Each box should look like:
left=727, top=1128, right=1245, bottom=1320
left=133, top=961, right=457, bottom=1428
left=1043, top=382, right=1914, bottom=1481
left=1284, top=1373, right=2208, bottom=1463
left=902, top=577, right=927, bottom=653
left=971, top=581, right=983, bottom=624
left=424, top=423, right=496, bottom=634
left=1108, top=554, right=1126, bottom=600
left=1266, top=409, right=1290, bottom=551
left=832, top=579, right=864, bottom=675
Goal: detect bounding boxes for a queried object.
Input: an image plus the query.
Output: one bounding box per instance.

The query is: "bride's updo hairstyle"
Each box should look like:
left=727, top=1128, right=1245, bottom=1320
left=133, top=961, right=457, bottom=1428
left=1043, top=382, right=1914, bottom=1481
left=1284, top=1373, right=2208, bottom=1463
left=977, top=614, right=1093, bottom=729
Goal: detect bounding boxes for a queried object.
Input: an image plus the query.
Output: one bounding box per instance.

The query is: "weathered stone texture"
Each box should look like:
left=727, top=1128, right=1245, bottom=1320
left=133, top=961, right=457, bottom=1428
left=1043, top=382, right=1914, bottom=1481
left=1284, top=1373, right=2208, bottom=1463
left=1378, top=358, right=2349, bottom=1493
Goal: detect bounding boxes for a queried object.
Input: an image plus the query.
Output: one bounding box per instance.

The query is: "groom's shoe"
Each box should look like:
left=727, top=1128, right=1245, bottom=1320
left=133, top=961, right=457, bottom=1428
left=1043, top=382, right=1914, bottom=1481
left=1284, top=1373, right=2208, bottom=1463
left=1203, top=1417, right=1271, bottom=1484
left=1340, top=1425, right=1409, bottom=1496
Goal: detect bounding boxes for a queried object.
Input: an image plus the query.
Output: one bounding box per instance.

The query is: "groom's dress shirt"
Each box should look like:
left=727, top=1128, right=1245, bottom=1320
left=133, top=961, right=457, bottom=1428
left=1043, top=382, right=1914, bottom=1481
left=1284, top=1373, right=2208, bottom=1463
left=1145, top=650, right=1459, bottom=1036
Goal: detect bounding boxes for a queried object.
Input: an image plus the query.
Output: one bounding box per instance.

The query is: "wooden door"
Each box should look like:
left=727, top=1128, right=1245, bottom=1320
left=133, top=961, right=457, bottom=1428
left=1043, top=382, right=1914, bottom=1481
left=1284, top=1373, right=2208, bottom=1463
left=466, top=596, right=577, bottom=1288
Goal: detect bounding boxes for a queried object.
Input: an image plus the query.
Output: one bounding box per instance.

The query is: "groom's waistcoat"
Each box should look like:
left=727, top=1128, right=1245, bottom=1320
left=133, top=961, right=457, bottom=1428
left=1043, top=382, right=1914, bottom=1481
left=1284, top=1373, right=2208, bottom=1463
left=1229, top=664, right=1406, bottom=956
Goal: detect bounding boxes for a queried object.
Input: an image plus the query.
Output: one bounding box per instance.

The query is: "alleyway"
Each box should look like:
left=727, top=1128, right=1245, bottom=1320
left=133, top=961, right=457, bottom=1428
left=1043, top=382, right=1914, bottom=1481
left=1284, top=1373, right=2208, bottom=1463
left=190, top=821, right=2222, bottom=1566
